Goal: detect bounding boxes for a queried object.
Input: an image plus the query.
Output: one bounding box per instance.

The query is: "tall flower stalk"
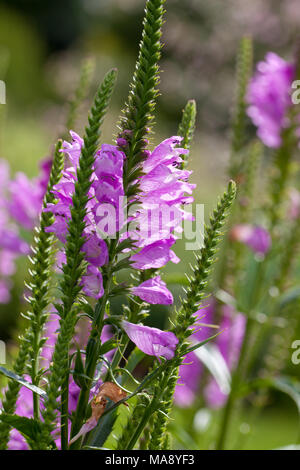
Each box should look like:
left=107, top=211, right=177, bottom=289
left=40, top=69, right=117, bottom=449
left=69, top=0, right=166, bottom=448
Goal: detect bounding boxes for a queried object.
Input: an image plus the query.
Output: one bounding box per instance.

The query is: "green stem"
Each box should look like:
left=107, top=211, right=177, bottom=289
left=61, top=363, right=70, bottom=450
left=126, top=396, right=157, bottom=450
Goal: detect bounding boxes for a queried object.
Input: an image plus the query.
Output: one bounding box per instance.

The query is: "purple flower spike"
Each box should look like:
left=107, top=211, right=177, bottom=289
left=247, top=52, right=295, bottom=148
left=231, top=224, right=271, bottom=255
left=121, top=320, right=179, bottom=360
left=132, top=275, right=173, bottom=305
left=81, top=265, right=104, bottom=299
left=130, top=238, right=180, bottom=270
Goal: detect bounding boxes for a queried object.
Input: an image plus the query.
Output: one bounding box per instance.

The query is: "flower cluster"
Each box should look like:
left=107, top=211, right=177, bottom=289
left=246, top=52, right=295, bottom=148
left=0, top=158, right=50, bottom=303
left=45, top=133, right=195, bottom=306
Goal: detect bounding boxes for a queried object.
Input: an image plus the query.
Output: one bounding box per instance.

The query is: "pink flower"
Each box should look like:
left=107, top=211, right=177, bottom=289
left=8, top=172, right=43, bottom=230
left=247, top=52, right=295, bottom=148
left=131, top=275, right=173, bottom=305
left=0, top=279, right=12, bottom=303
left=81, top=265, right=104, bottom=299
left=231, top=224, right=271, bottom=255
left=131, top=137, right=195, bottom=250
left=130, top=238, right=179, bottom=270
left=121, top=320, right=178, bottom=360
left=82, top=234, right=108, bottom=267
left=288, top=188, right=300, bottom=220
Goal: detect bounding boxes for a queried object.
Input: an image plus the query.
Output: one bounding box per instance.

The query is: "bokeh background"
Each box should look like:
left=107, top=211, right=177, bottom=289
left=0, top=0, right=300, bottom=449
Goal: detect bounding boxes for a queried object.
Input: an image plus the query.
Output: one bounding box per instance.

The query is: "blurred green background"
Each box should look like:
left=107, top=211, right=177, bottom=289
left=0, top=0, right=300, bottom=449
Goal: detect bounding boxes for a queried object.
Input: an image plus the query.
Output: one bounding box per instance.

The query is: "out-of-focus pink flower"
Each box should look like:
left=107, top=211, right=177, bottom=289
left=122, top=320, right=178, bottom=360
left=0, top=279, right=12, bottom=303
left=38, top=157, right=52, bottom=196
left=288, top=188, right=300, bottom=220
left=174, top=300, right=215, bottom=407
left=8, top=172, right=43, bottom=230
left=131, top=275, right=173, bottom=305
left=204, top=306, right=246, bottom=409
left=231, top=224, right=271, bottom=255
left=247, top=52, right=295, bottom=148
left=0, top=228, right=29, bottom=255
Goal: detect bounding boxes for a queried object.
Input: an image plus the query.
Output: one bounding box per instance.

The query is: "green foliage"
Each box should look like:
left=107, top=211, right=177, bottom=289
left=0, top=414, right=42, bottom=450
left=177, top=99, right=197, bottom=168
left=116, top=396, right=148, bottom=450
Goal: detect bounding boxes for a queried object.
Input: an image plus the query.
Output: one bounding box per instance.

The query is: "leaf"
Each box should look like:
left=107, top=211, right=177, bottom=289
left=164, top=274, right=189, bottom=286
left=271, top=377, right=300, bottom=414
left=73, top=347, right=88, bottom=389
left=0, top=414, right=41, bottom=443
left=126, top=348, right=145, bottom=374
left=99, top=339, right=118, bottom=356
left=278, top=287, right=300, bottom=310
left=193, top=343, right=231, bottom=395
left=0, top=366, right=47, bottom=398
left=240, top=376, right=300, bottom=414
left=183, top=331, right=221, bottom=356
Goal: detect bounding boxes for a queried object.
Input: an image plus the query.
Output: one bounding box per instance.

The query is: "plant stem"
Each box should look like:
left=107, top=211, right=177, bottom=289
left=126, top=396, right=157, bottom=450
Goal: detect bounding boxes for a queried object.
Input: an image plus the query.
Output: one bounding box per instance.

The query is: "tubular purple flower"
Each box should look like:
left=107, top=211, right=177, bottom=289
left=246, top=52, right=295, bottom=148
left=131, top=275, right=173, bottom=305
left=81, top=265, right=104, bottom=300
left=82, top=234, right=108, bottom=267
left=129, top=136, right=195, bottom=257
left=121, top=320, right=179, bottom=360
left=130, top=238, right=180, bottom=270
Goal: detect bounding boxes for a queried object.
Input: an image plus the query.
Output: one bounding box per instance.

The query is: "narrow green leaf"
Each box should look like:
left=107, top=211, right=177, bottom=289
left=0, top=366, right=46, bottom=398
